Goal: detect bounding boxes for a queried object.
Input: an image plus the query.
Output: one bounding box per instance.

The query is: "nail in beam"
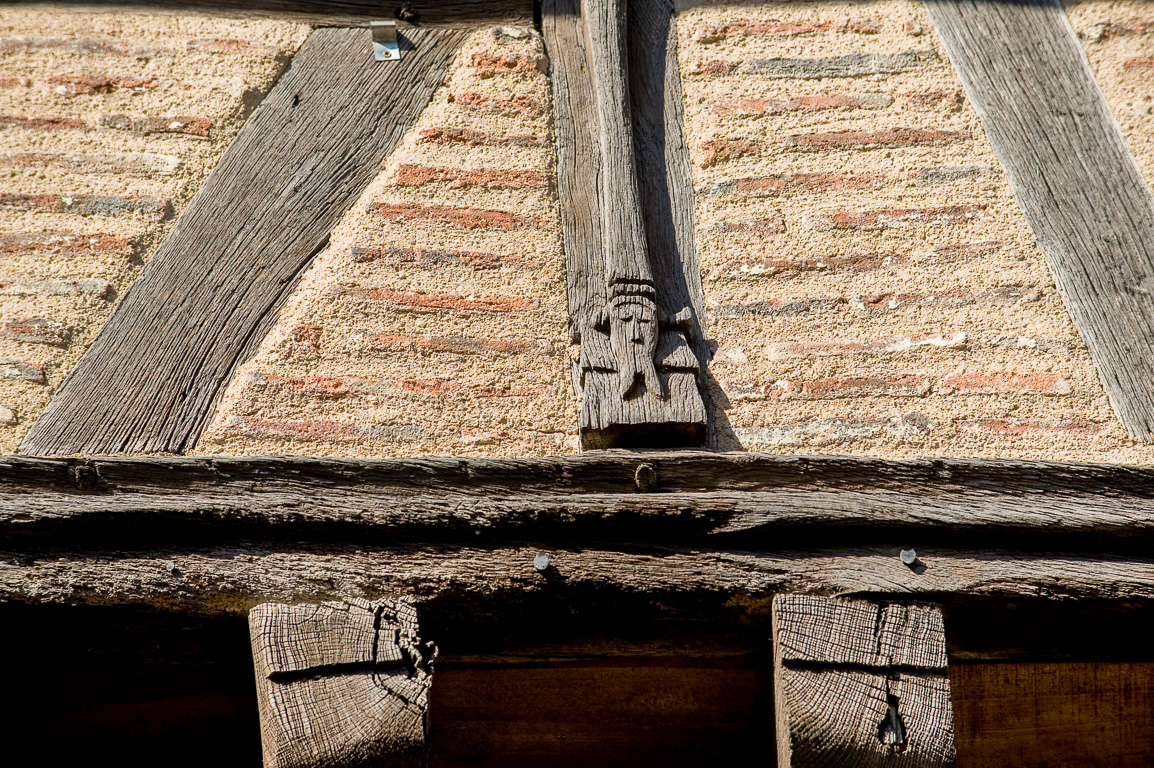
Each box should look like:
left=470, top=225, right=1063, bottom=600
left=772, top=594, right=957, bottom=768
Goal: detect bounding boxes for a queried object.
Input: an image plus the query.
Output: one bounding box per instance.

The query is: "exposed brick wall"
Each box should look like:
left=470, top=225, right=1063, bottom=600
left=0, top=10, right=309, bottom=451
left=679, top=0, right=1139, bottom=461
left=198, top=27, right=576, bottom=458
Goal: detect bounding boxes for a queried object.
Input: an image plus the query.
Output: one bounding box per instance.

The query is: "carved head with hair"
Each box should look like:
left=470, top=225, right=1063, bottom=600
left=608, top=281, right=663, bottom=399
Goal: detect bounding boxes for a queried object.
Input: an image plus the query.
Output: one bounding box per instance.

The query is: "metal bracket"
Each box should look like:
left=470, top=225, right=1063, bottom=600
left=371, top=21, right=400, bottom=61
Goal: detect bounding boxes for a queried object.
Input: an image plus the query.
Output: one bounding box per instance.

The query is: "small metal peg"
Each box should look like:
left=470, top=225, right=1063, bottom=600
left=634, top=463, right=657, bottom=492
left=371, top=20, right=400, bottom=61
left=533, top=552, right=550, bottom=572
left=164, top=561, right=176, bottom=574
left=899, top=549, right=919, bottom=568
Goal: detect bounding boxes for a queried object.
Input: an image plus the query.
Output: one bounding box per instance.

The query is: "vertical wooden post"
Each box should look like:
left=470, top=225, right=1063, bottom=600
left=772, top=594, right=956, bottom=768
left=249, top=598, right=435, bottom=768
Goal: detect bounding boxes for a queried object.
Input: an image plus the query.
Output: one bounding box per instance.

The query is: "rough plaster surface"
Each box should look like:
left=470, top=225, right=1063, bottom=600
left=678, top=0, right=1154, bottom=462
left=197, top=28, right=578, bottom=458
left=0, top=9, right=308, bottom=452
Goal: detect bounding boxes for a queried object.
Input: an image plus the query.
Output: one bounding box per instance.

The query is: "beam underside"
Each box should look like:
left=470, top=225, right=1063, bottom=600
left=926, top=0, right=1154, bottom=442
left=19, top=27, right=465, bottom=455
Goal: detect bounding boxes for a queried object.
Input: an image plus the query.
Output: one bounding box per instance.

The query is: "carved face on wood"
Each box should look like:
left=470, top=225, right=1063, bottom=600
left=609, top=293, right=663, bottom=399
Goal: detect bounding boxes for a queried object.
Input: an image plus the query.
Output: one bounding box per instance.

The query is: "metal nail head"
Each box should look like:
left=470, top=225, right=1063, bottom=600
left=899, top=549, right=918, bottom=567
left=164, top=561, right=176, bottom=574
left=533, top=552, right=550, bottom=572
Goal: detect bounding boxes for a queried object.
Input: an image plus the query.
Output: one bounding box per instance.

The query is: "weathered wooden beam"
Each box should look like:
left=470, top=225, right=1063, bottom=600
left=4, top=544, right=1154, bottom=615
left=544, top=0, right=707, bottom=449
left=926, top=0, right=1154, bottom=443
left=19, top=26, right=467, bottom=455
left=12, top=1, right=534, bottom=26
left=250, top=599, right=434, bottom=768
left=773, top=595, right=956, bottom=768
left=6, top=453, right=1154, bottom=547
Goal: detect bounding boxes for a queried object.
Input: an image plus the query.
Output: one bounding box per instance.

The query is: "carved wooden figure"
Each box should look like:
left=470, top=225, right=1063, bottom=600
left=570, top=0, right=707, bottom=450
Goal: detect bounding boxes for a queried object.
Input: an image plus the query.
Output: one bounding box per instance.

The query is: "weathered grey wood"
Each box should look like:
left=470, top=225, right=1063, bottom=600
left=250, top=599, right=433, bottom=768
left=5, top=544, right=1154, bottom=615
left=773, top=595, right=956, bottom=768
left=19, top=27, right=466, bottom=456
left=10, top=453, right=1154, bottom=547
left=545, top=0, right=707, bottom=449
left=12, top=0, right=533, bottom=26
left=926, top=0, right=1154, bottom=442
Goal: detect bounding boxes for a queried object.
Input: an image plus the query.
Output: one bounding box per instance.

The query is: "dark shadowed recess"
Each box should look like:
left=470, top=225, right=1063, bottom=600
left=4, top=597, right=1154, bottom=766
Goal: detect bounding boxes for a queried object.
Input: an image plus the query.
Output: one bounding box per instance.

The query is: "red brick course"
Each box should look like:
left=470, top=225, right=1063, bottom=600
left=940, top=371, right=1073, bottom=395
left=1, top=317, right=71, bottom=346
left=956, top=418, right=1101, bottom=436
left=448, top=92, right=543, bottom=117
left=768, top=332, right=967, bottom=360
left=47, top=74, right=158, bottom=97
left=714, top=93, right=892, bottom=116
left=332, top=285, right=537, bottom=314
left=903, top=90, right=965, bottom=111
left=0, top=278, right=112, bottom=299
left=700, top=171, right=886, bottom=198
left=362, top=332, right=552, bottom=357
left=228, top=415, right=429, bottom=443
left=699, top=137, right=759, bottom=167
left=248, top=371, right=550, bottom=399
left=782, top=127, right=970, bottom=150
left=706, top=241, right=1017, bottom=280
left=418, top=127, right=545, bottom=147
left=369, top=202, right=549, bottom=231
left=292, top=323, right=322, bottom=352
left=726, top=375, right=931, bottom=401
left=0, top=115, right=85, bottom=131
left=0, top=357, right=45, bottom=383
left=0, top=231, right=135, bottom=257
left=805, top=204, right=992, bottom=231
left=694, top=17, right=882, bottom=43
left=393, top=164, right=546, bottom=189
left=701, top=216, right=786, bottom=234
left=100, top=114, right=212, bottom=137
left=0, top=152, right=181, bottom=175
left=0, top=193, right=170, bottom=217
left=350, top=245, right=541, bottom=269
left=470, top=52, right=546, bottom=76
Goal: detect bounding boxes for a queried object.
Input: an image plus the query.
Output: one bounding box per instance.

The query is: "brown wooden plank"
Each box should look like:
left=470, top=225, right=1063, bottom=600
left=773, top=595, right=956, bottom=768
left=16, top=0, right=533, bottom=26
left=18, top=27, right=466, bottom=456
left=925, top=0, right=1154, bottom=442
left=249, top=599, right=433, bottom=768
left=951, top=662, right=1154, bottom=768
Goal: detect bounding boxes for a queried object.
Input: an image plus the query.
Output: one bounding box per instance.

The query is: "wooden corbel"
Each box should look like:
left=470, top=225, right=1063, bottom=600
left=545, top=0, right=709, bottom=450
left=249, top=598, right=435, bottom=768
left=772, top=594, right=957, bottom=768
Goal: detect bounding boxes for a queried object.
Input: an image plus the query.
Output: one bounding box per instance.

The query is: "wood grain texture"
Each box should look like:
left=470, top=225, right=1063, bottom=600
left=926, top=0, right=1154, bottom=442
left=545, top=0, right=707, bottom=449
left=10, top=453, right=1154, bottom=548
left=773, top=595, right=956, bottom=768
left=951, top=662, right=1154, bottom=768
left=250, top=599, right=433, bottom=768
left=5, top=544, right=1154, bottom=615
left=18, top=27, right=466, bottom=456
left=13, top=1, right=533, bottom=26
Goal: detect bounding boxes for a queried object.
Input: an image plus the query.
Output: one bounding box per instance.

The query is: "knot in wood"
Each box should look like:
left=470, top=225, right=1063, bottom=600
left=634, top=463, right=658, bottom=492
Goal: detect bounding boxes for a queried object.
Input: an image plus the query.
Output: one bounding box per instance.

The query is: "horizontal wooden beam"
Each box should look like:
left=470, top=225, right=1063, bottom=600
left=4, top=452, right=1154, bottom=548
left=14, top=0, right=534, bottom=26
left=3, top=543, right=1154, bottom=616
